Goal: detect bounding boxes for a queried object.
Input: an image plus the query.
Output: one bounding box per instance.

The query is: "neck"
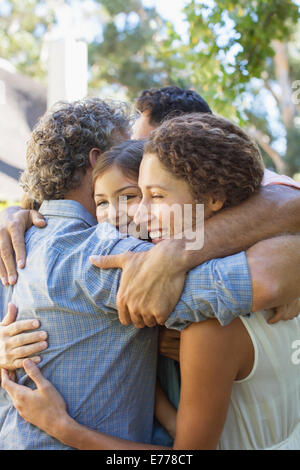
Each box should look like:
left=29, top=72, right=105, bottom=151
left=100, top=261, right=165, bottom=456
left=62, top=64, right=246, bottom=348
left=65, top=171, right=96, bottom=218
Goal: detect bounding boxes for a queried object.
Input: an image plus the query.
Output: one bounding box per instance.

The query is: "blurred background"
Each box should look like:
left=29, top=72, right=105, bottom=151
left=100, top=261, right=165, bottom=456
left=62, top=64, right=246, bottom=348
left=0, top=0, right=300, bottom=204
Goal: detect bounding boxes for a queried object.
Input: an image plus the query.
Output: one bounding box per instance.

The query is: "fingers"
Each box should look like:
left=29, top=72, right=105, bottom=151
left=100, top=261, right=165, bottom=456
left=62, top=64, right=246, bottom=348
left=22, top=359, right=49, bottom=390
left=1, top=303, right=18, bottom=326
left=116, top=293, right=132, bottom=326
left=1, top=368, right=26, bottom=395
left=0, top=227, right=17, bottom=285
left=11, top=330, right=47, bottom=347
left=267, top=308, right=283, bottom=324
left=9, top=209, right=45, bottom=270
left=9, top=222, right=27, bottom=270
left=0, top=317, right=46, bottom=369
left=130, top=313, right=146, bottom=329
left=0, top=210, right=46, bottom=282
left=12, top=339, right=47, bottom=360
left=5, top=319, right=41, bottom=336
left=142, top=316, right=158, bottom=328
left=0, top=256, right=8, bottom=286
left=116, top=292, right=147, bottom=328
left=12, top=356, right=42, bottom=369
left=268, top=300, right=300, bottom=324
left=29, top=210, right=47, bottom=229
left=90, top=252, right=132, bottom=269
left=1, top=368, right=11, bottom=389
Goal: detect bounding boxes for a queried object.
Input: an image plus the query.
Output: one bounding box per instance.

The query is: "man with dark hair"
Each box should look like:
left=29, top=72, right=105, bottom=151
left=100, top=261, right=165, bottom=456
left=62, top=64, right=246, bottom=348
left=132, top=86, right=212, bottom=139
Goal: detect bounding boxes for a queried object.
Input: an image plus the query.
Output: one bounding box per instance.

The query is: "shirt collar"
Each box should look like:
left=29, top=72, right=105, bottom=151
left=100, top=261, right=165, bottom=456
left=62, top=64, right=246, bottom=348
left=39, top=200, right=97, bottom=228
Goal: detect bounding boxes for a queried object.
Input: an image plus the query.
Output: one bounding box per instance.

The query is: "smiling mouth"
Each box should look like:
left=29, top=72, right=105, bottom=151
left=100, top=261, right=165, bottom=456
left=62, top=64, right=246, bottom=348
left=149, top=230, right=170, bottom=240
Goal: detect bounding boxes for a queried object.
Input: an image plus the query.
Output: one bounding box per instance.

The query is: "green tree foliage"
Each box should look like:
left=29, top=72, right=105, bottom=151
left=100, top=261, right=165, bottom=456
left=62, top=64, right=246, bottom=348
left=165, top=0, right=300, bottom=174
left=1, top=0, right=299, bottom=174
left=0, top=0, right=55, bottom=79
left=88, top=0, right=171, bottom=99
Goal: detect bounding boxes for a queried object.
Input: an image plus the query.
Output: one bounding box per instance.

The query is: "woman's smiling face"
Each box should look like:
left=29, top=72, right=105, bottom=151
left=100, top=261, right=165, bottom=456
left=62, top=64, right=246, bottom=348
left=135, top=153, right=197, bottom=243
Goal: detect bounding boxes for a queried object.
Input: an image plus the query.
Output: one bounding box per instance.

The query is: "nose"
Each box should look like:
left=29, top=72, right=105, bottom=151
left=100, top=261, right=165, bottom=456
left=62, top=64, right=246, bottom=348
left=107, top=204, right=118, bottom=225
left=134, top=199, right=153, bottom=226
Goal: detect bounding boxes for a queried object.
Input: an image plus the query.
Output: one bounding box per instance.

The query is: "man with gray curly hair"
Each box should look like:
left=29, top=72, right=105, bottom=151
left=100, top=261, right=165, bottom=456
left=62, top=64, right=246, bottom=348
left=21, top=98, right=131, bottom=206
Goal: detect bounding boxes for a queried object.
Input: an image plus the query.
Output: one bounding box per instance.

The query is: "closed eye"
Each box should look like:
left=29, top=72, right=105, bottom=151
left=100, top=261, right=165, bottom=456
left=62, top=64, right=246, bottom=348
left=119, top=194, right=142, bottom=201
left=96, top=200, right=109, bottom=208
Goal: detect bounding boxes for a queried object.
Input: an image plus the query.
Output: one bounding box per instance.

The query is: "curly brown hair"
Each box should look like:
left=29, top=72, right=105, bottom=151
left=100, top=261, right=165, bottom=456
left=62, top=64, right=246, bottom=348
left=20, top=98, right=132, bottom=202
left=145, top=113, right=264, bottom=208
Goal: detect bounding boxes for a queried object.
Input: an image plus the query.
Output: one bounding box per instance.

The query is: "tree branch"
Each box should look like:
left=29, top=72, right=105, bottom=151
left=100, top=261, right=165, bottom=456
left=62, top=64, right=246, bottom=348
left=249, top=127, right=287, bottom=173
left=263, top=79, right=281, bottom=108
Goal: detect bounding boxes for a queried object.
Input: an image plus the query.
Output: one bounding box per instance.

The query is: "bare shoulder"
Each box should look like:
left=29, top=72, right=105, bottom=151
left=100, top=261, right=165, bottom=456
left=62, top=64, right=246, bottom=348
left=180, top=317, right=254, bottom=380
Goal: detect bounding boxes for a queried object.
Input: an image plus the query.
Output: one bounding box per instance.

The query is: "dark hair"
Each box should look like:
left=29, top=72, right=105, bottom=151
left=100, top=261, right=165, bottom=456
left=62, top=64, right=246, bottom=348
left=135, top=86, right=212, bottom=125
left=92, top=139, right=144, bottom=185
left=145, top=113, right=264, bottom=209
left=21, top=98, right=132, bottom=202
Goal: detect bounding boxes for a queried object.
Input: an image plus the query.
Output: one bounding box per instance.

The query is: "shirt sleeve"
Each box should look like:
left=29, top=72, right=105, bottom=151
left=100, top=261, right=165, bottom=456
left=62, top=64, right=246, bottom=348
left=165, top=251, right=253, bottom=330
left=82, top=229, right=152, bottom=314
left=83, top=224, right=252, bottom=327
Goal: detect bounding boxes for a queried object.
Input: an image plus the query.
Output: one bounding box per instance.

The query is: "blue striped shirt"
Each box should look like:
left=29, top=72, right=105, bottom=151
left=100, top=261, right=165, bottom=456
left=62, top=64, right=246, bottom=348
left=0, top=200, right=252, bottom=449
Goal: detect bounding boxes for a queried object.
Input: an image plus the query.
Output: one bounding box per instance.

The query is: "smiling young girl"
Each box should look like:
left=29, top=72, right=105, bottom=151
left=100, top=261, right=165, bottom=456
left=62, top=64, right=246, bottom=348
left=92, top=139, right=143, bottom=235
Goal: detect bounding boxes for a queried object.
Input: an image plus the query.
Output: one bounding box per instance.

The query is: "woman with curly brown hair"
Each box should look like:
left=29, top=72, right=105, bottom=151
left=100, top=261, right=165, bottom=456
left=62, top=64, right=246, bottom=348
left=2, top=113, right=300, bottom=450
left=136, top=113, right=264, bottom=242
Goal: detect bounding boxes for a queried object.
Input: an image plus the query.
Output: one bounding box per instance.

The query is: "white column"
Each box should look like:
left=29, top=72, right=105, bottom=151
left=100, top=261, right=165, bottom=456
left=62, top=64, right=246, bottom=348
left=47, top=37, right=88, bottom=108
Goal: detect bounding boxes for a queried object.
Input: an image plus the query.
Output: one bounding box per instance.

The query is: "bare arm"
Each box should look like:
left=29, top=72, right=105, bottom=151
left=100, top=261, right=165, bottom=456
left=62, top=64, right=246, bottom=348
left=173, top=318, right=250, bottom=449
left=154, top=382, right=177, bottom=439
left=247, top=234, right=300, bottom=311
left=184, top=185, right=300, bottom=270
left=1, top=360, right=171, bottom=450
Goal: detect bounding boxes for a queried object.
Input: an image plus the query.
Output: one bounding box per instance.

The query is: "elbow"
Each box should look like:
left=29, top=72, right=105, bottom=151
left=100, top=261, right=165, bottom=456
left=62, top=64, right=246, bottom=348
left=251, top=277, right=281, bottom=311
left=247, top=249, right=281, bottom=311
left=276, top=186, right=300, bottom=232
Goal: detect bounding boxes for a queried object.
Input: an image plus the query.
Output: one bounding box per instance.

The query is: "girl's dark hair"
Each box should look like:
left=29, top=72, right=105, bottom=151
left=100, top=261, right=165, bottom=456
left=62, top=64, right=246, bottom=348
left=92, top=139, right=145, bottom=185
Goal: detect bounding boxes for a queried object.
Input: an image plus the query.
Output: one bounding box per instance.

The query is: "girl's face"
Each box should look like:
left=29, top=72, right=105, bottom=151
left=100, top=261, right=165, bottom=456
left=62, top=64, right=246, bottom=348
left=135, top=153, right=197, bottom=243
left=94, top=165, right=142, bottom=234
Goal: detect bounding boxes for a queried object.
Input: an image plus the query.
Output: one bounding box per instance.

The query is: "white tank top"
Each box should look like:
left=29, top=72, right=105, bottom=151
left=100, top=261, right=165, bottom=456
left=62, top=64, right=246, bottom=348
left=217, top=310, right=300, bottom=450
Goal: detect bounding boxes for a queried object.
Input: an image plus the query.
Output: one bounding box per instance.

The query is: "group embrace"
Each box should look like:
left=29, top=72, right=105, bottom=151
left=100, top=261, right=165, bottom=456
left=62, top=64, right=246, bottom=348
left=0, top=87, right=300, bottom=450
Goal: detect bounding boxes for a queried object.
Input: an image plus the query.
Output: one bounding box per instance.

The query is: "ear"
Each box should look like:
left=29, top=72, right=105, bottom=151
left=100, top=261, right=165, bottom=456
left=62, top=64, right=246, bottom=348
left=209, top=197, right=225, bottom=213
left=89, top=148, right=102, bottom=168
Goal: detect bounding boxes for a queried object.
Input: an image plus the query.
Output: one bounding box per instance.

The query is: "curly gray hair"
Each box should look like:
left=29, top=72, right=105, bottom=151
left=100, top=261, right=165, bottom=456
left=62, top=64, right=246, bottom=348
left=20, top=98, right=132, bottom=202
